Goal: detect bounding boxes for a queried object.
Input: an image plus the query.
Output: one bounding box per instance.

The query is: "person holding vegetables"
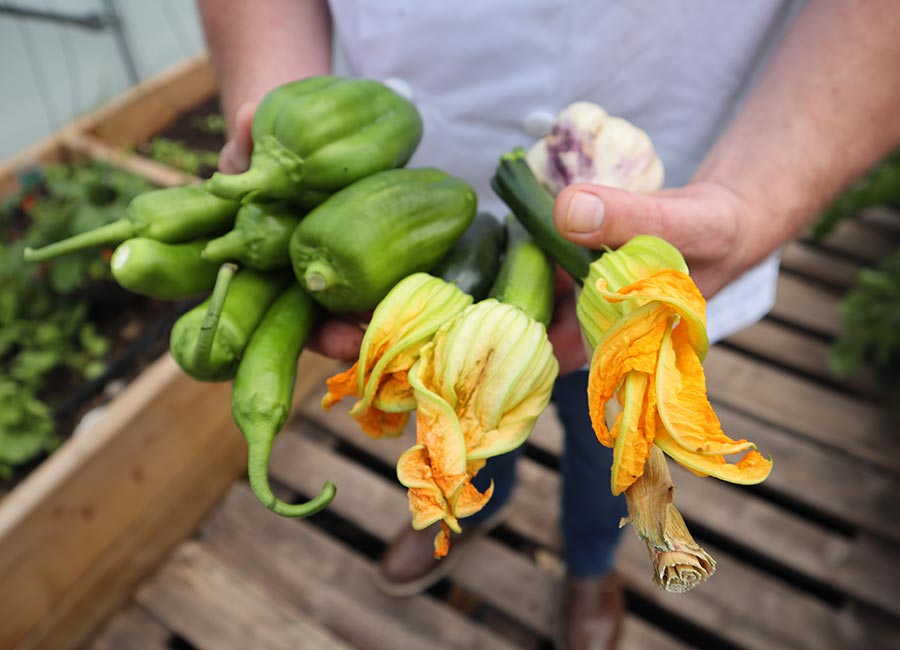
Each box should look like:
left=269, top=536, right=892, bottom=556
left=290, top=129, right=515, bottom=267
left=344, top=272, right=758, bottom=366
left=196, top=1, right=900, bottom=648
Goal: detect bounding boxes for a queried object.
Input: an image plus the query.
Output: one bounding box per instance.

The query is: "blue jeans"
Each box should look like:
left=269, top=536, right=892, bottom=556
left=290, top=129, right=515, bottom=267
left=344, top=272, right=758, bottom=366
left=467, top=369, right=627, bottom=577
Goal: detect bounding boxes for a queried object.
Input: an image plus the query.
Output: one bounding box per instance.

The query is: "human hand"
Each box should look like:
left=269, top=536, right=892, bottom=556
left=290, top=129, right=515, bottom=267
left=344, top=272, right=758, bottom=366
left=547, top=268, right=589, bottom=375
left=553, top=180, right=766, bottom=299
left=218, top=101, right=257, bottom=174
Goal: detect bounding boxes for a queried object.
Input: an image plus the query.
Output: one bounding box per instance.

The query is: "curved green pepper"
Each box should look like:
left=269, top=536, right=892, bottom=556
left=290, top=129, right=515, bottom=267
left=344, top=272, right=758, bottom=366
left=24, top=186, right=239, bottom=263
left=201, top=202, right=303, bottom=270
left=233, top=282, right=336, bottom=517
left=205, top=76, right=423, bottom=202
left=110, top=238, right=220, bottom=300
left=169, top=266, right=289, bottom=381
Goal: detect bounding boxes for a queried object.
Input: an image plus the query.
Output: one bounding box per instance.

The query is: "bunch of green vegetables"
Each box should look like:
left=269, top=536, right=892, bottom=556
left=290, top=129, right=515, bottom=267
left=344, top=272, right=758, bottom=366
left=1, top=162, right=153, bottom=478
left=25, top=76, right=530, bottom=519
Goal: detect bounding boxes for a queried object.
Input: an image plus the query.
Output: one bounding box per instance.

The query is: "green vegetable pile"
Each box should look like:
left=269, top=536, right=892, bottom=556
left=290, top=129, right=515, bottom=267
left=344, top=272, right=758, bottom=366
left=1, top=162, right=154, bottom=478
left=23, top=75, right=505, bottom=519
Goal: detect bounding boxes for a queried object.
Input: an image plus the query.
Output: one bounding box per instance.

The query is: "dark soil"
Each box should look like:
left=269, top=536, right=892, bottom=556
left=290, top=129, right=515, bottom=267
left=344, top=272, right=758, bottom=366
left=134, top=98, right=227, bottom=179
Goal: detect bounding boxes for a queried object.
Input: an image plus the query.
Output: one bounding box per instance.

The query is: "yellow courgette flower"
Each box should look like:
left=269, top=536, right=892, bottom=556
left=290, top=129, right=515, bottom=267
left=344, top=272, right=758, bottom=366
left=396, top=299, right=558, bottom=557
left=322, top=273, right=472, bottom=438
left=578, top=236, right=772, bottom=495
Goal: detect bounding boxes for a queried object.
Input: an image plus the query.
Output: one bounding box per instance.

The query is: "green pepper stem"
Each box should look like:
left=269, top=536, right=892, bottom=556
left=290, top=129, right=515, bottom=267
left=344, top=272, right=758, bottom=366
left=247, top=436, right=337, bottom=517
left=191, top=263, right=238, bottom=373
left=205, top=169, right=269, bottom=202
left=304, top=259, right=341, bottom=293
left=23, top=219, right=137, bottom=262
left=201, top=230, right=246, bottom=265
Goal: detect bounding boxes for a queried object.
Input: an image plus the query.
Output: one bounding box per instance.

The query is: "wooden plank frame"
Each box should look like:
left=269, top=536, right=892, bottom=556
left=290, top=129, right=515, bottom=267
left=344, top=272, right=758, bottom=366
left=0, top=54, right=247, bottom=650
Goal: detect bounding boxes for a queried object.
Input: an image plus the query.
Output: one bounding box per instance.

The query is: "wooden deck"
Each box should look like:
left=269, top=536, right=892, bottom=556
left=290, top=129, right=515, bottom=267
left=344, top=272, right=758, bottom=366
left=85, top=213, right=900, bottom=650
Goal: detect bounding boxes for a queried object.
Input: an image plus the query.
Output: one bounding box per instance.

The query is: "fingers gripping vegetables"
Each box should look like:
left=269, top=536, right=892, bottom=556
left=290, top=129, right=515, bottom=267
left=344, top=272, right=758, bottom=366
left=432, top=211, right=506, bottom=300
left=289, top=168, right=477, bottom=312
left=206, top=76, right=424, bottom=202
left=169, top=266, right=289, bottom=381
left=233, top=283, right=336, bottom=517
left=201, top=202, right=304, bottom=270
left=23, top=186, right=239, bottom=262
left=110, top=238, right=221, bottom=300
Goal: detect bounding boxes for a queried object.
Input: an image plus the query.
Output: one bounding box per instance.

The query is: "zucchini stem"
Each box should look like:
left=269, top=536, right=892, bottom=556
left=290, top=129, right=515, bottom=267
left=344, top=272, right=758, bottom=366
left=491, top=148, right=598, bottom=284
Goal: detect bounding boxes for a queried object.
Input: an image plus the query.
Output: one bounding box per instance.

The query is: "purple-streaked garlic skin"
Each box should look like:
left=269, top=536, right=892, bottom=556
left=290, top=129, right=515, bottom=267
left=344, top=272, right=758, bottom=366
left=526, top=102, right=664, bottom=196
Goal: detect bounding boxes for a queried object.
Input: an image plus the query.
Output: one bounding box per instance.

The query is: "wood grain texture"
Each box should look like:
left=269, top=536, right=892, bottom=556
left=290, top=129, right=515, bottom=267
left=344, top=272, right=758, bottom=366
left=85, top=604, right=171, bottom=650
left=137, top=540, right=354, bottom=650
left=200, top=485, right=523, bottom=650
left=702, top=346, right=898, bottom=473
left=0, top=355, right=244, bottom=650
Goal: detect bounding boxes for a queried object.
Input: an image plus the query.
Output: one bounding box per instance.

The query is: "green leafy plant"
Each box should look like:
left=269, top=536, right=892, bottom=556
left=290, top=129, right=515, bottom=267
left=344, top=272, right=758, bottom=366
left=831, top=246, right=900, bottom=412
left=813, top=148, right=900, bottom=239
left=0, top=161, right=153, bottom=478
left=147, top=137, right=219, bottom=176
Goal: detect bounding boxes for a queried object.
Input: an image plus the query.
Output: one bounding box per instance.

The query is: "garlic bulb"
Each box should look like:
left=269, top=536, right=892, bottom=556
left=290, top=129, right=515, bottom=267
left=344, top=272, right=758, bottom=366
left=526, top=102, right=664, bottom=195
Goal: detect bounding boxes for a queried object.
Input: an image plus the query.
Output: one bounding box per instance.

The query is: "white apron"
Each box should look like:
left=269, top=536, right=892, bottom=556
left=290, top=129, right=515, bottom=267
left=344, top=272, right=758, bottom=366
left=327, top=0, right=804, bottom=341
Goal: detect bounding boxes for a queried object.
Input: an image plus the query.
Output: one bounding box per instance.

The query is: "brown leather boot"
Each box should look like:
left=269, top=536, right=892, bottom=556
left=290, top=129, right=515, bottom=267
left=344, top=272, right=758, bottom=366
left=373, top=511, right=507, bottom=597
left=557, top=572, right=625, bottom=650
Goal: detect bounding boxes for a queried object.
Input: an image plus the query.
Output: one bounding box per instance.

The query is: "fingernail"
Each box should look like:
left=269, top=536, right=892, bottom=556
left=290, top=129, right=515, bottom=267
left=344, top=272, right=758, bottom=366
left=564, top=192, right=605, bottom=233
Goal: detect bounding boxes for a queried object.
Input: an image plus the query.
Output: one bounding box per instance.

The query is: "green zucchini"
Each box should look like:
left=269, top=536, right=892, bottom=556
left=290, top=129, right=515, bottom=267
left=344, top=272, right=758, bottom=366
left=491, top=147, right=598, bottom=283
left=489, top=216, right=555, bottom=327
left=206, top=76, right=424, bottom=202
left=432, top=211, right=505, bottom=301
left=289, top=167, right=477, bottom=312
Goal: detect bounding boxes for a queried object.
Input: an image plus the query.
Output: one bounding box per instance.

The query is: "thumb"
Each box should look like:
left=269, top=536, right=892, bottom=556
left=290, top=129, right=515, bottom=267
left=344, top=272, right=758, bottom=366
left=218, top=101, right=257, bottom=174
left=553, top=183, right=723, bottom=256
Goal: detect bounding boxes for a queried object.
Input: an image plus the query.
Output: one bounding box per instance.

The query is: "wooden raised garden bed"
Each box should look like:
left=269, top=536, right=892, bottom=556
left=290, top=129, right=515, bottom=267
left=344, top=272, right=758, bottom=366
left=0, top=54, right=251, bottom=650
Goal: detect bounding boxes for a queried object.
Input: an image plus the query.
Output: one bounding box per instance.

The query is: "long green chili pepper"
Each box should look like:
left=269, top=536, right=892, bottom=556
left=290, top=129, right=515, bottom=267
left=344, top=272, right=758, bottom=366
left=169, top=266, right=289, bottom=381
left=110, top=238, right=221, bottom=300
left=24, top=186, right=239, bottom=262
left=205, top=76, right=423, bottom=202
left=233, top=282, right=336, bottom=517
left=201, top=202, right=304, bottom=270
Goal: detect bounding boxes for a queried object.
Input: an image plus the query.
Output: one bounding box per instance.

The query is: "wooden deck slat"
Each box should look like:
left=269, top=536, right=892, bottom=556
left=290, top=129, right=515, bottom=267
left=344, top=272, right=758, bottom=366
left=770, top=274, right=843, bottom=338
left=703, top=346, right=899, bottom=474
left=85, top=604, right=170, bottom=650
left=780, top=242, right=861, bottom=290
left=529, top=400, right=900, bottom=545
left=136, top=540, right=354, bottom=650
left=805, top=218, right=900, bottom=263
left=268, top=429, right=694, bottom=650
left=275, top=420, right=887, bottom=650
left=200, top=486, right=523, bottom=650
left=723, top=318, right=879, bottom=397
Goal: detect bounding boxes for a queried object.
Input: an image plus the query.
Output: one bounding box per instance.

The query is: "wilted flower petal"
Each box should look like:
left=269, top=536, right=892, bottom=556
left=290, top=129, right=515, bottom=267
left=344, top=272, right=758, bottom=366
left=322, top=273, right=472, bottom=438
left=398, top=299, right=558, bottom=556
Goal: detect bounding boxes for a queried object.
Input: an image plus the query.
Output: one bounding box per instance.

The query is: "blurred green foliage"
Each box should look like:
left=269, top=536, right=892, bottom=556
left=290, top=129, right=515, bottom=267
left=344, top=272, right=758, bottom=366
left=0, top=161, right=153, bottom=478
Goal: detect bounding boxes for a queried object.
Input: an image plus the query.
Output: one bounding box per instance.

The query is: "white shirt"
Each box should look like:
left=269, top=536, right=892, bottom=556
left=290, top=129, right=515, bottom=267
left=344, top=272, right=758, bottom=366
left=328, top=0, right=805, bottom=342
